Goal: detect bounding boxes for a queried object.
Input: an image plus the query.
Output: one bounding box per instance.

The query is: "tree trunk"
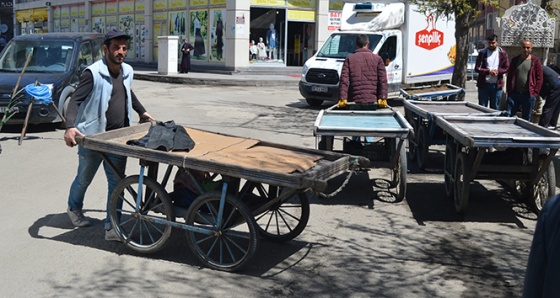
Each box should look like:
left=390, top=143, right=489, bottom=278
left=453, top=9, right=473, bottom=101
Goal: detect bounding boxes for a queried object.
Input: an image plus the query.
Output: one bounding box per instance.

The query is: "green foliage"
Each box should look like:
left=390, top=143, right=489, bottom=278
left=408, top=0, right=497, bottom=25
left=541, top=0, right=560, bottom=17
left=191, top=10, right=208, bottom=37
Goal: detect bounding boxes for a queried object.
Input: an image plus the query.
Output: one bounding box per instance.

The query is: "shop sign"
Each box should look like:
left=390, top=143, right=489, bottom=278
left=190, top=0, right=208, bottom=7
left=287, top=0, right=315, bottom=9
left=287, top=10, right=314, bottom=21
left=328, top=11, right=341, bottom=32
left=251, top=0, right=285, bottom=8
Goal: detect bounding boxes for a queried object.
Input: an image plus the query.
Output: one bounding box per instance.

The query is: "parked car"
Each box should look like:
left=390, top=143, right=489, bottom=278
left=0, top=32, right=104, bottom=125
left=467, top=51, right=479, bottom=80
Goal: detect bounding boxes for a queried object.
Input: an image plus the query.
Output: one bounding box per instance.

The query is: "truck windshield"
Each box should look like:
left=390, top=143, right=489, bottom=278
left=317, top=33, right=382, bottom=58
left=0, top=40, right=74, bottom=73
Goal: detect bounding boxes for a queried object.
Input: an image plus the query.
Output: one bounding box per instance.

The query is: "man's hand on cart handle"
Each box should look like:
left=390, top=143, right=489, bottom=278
left=139, top=112, right=155, bottom=124
left=64, top=127, right=84, bottom=147
left=338, top=99, right=347, bottom=108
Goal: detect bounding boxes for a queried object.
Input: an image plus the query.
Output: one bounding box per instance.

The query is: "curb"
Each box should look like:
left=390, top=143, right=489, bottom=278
left=134, top=72, right=300, bottom=87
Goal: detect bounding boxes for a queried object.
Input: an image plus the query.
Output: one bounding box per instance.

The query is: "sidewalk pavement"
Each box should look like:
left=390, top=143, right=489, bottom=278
left=132, top=62, right=480, bottom=102
left=131, top=63, right=302, bottom=87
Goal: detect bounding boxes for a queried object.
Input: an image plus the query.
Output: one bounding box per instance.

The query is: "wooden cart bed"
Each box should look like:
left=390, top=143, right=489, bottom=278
left=78, top=123, right=357, bottom=191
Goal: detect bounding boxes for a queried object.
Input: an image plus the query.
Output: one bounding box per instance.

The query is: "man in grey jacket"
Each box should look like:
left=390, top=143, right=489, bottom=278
left=63, top=30, right=154, bottom=241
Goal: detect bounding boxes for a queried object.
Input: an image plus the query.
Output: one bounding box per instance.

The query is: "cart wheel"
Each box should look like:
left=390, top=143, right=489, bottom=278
left=253, top=187, right=310, bottom=242
left=416, top=125, right=429, bottom=170
left=185, top=191, right=258, bottom=272
left=109, top=175, right=175, bottom=254
left=390, top=143, right=407, bottom=201
left=528, top=157, right=556, bottom=213
left=453, top=152, right=470, bottom=214
left=444, top=141, right=457, bottom=198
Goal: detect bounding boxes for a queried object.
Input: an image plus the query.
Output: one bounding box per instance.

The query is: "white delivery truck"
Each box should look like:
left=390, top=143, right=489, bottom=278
left=299, top=0, right=456, bottom=106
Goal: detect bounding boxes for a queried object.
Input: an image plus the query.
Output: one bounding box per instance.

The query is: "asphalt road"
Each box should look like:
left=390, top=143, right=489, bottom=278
left=0, top=80, right=536, bottom=297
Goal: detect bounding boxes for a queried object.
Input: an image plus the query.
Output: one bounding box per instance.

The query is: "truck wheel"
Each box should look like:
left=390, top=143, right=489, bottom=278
left=306, top=98, right=324, bottom=107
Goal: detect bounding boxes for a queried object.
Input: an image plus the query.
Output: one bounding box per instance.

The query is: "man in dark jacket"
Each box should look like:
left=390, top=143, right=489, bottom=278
left=475, top=34, right=509, bottom=110
left=505, top=39, right=543, bottom=121
left=538, top=65, right=560, bottom=129
left=339, top=34, right=388, bottom=104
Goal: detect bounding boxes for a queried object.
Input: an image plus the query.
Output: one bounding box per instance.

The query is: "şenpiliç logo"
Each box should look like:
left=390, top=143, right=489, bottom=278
left=415, top=14, right=444, bottom=50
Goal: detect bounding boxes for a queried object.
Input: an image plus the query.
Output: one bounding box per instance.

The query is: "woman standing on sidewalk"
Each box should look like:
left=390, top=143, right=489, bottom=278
left=181, top=39, right=194, bottom=73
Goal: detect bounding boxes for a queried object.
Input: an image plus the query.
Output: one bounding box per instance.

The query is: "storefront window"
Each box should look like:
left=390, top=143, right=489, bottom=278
left=250, top=8, right=285, bottom=64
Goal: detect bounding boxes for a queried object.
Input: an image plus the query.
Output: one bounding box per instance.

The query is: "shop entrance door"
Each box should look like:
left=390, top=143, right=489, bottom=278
left=287, top=21, right=314, bottom=66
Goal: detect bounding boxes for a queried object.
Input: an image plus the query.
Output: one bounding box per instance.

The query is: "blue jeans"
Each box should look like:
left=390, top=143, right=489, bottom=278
left=478, top=83, right=502, bottom=110
left=506, top=91, right=536, bottom=121
left=68, top=146, right=126, bottom=230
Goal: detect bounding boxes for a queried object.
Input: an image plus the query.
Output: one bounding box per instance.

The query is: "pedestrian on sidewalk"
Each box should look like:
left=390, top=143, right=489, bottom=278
left=63, top=30, right=154, bottom=241
left=505, top=39, right=543, bottom=121
left=538, top=65, right=560, bottom=129
left=180, top=38, right=194, bottom=73
left=475, top=34, right=509, bottom=110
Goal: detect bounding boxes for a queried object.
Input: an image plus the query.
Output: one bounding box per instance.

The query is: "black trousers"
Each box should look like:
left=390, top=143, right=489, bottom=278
left=539, top=84, right=560, bottom=127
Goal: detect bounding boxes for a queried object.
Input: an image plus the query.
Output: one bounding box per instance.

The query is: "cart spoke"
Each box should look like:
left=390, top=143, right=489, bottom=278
left=186, top=191, right=258, bottom=271
left=194, top=210, right=215, bottom=226
left=140, top=190, right=158, bottom=213
left=222, top=235, right=244, bottom=264
left=277, top=209, right=296, bottom=232
left=255, top=184, right=269, bottom=199
left=110, top=175, right=174, bottom=253
left=124, top=219, right=140, bottom=243
left=119, top=193, right=137, bottom=210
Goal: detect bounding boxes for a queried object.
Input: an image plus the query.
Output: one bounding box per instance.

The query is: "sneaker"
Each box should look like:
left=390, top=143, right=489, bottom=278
left=67, top=207, right=91, bottom=227
left=105, top=229, right=121, bottom=242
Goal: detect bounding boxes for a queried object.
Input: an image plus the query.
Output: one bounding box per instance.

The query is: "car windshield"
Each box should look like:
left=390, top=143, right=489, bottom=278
left=317, top=33, right=382, bottom=58
left=0, top=40, right=74, bottom=73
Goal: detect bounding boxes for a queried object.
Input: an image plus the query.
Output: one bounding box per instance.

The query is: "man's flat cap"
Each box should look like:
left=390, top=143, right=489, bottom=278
left=104, top=29, right=131, bottom=42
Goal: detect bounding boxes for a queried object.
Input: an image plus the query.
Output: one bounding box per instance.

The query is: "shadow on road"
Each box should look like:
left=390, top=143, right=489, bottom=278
left=27, top=209, right=311, bottom=276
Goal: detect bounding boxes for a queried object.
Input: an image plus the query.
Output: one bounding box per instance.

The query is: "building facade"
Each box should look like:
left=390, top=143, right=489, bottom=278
left=13, top=0, right=346, bottom=70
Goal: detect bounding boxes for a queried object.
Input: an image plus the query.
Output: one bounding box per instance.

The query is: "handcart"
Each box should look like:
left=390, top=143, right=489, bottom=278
left=403, top=100, right=499, bottom=169
left=77, top=123, right=366, bottom=272
left=313, top=103, right=412, bottom=201
left=436, top=115, right=560, bottom=214
left=400, top=84, right=465, bottom=101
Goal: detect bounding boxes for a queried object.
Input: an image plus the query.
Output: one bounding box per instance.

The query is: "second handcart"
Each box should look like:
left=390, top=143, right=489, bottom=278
left=313, top=104, right=413, bottom=200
